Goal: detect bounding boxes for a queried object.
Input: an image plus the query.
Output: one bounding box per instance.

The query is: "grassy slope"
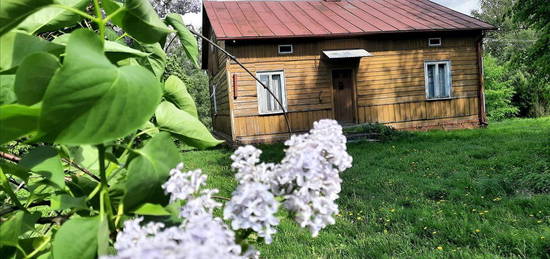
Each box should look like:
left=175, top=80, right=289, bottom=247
left=181, top=117, right=550, bottom=258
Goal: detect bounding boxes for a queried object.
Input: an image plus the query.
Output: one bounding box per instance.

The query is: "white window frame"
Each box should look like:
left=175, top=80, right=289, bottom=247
left=256, top=70, right=287, bottom=115
left=211, top=84, right=217, bottom=115
left=428, top=37, right=442, bottom=47
left=278, top=44, right=293, bottom=54
left=424, top=60, right=452, bottom=100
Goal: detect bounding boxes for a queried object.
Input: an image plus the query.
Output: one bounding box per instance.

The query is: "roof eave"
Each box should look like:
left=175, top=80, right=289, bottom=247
left=215, top=27, right=498, bottom=41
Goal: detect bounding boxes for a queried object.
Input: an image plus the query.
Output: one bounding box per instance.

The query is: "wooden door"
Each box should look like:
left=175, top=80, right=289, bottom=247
left=332, top=69, right=354, bottom=123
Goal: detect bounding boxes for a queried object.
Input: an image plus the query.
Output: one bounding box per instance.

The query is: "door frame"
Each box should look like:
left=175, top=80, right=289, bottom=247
left=329, top=67, right=358, bottom=124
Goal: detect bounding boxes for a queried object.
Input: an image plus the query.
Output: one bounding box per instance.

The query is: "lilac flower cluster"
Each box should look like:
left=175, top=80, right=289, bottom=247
left=106, top=119, right=351, bottom=258
left=226, top=119, right=352, bottom=237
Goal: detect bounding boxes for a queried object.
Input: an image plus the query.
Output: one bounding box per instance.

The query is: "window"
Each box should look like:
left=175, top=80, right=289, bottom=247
left=428, top=37, right=442, bottom=47
left=424, top=61, right=452, bottom=99
left=278, top=44, right=293, bottom=54
left=257, top=71, right=287, bottom=114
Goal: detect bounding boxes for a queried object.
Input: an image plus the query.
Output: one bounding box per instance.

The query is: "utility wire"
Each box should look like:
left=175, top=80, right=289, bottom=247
left=188, top=30, right=293, bottom=137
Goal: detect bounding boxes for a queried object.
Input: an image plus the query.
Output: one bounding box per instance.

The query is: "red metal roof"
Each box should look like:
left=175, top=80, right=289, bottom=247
left=203, top=0, right=496, bottom=40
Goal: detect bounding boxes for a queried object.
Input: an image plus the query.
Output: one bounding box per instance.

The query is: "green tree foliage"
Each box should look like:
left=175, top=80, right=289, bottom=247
left=483, top=55, right=519, bottom=120
left=0, top=0, right=221, bottom=257
left=164, top=47, right=212, bottom=129
left=512, top=0, right=550, bottom=79
left=472, top=0, right=550, bottom=117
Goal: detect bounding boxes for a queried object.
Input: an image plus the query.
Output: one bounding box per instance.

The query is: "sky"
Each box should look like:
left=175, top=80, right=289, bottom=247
left=182, top=0, right=481, bottom=28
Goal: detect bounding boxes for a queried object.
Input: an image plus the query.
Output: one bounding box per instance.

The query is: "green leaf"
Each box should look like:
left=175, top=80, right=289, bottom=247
left=141, top=43, right=166, bottom=78
left=52, top=216, right=100, bottom=259
left=50, top=194, right=87, bottom=210
left=165, top=13, right=199, bottom=68
left=0, top=167, right=25, bottom=210
left=0, top=104, right=40, bottom=144
left=67, top=145, right=99, bottom=174
left=156, top=102, right=223, bottom=149
left=123, top=132, right=179, bottom=210
left=103, top=0, right=172, bottom=44
left=52, top=33, right=150, bottom=63
left=0, top=74, right=16, bottom=104
left=0, top=211, right=40, bottom=247
left=132, top=203, right=170, bottom=216
left=0, top=0, right=53, bottom=36
left=16, top=0, right=89, bottom=34
left=39, top=29, right=162, bottom=145
left=164, top=75, right=198, bottom=118
left=14, top=52, right=60, bottom=105
left=0, top=159, right=31, bottom=181
left=141, top=120, right=159, bottom=137
left=19, top=146, right=65, bottom=188
left=0, top=31, right=64, bottom=73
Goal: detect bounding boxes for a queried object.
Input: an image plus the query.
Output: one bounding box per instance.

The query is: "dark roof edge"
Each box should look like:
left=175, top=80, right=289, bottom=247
left=216, top=27, right=497, bottom=41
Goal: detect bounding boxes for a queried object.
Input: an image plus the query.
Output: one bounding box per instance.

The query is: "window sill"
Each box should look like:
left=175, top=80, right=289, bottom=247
left=426, top=97, right=454, bottom=101
left=258, top=111, right=286, bottom=116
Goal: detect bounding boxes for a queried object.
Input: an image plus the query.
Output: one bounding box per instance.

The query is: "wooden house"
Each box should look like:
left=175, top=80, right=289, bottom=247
left=201, top=0, right=496, bottom=144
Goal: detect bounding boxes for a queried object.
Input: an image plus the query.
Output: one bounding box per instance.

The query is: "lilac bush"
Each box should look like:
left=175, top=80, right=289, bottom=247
left=106, top=119, right=353, bottom=258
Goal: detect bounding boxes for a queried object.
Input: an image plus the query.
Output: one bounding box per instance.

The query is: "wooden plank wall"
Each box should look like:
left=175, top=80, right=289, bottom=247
left=209, top=59, right=233, bottom=140
left=218, top=31, right=482, bottom=143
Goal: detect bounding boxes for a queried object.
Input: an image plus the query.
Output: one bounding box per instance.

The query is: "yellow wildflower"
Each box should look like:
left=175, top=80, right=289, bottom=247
left=437, top=246, right=443, bottom=250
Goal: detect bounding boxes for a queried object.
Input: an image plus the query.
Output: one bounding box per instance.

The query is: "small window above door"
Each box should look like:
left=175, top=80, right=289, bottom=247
left=278, top=44, right=293, bottom=54
left=428, top=38, right=442, bottom=47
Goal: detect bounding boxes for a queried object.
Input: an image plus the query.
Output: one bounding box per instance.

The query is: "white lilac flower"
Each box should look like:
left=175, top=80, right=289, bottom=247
left=105, top=215, right=245, bottom=259
left=224, top=182, right=280, bottom=244
left=161, top=163, right=207, bottom=203
left=180, top=188, right=222, bottom=219
left=227, top=119, right=352, bottom=238
left=277, top=119, right=351, bottom=236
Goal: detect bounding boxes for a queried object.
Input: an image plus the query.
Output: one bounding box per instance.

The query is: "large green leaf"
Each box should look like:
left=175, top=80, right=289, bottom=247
left=0, top=211, right=40, bottom=247
left=16, top=0, right=89, bottom=34
left=156, top=102, right=223, bottom=148
left=0, top=104, right=40, bottom=144
left=52, top=216, right=100, bottom=259
left=164, top=75, right=198, bottom=118
left=39, top=29, right=162, bottom=145
left=14, top=53, right=60, bottom=105
left=19, top=146, right=65, bottom=188
left=0, top=0, right=53, bottom=36
left=103, top=0, right=172, bottom=44
left=141, top=43, right=166, bottom=78
left=50, top=194, right=87, bottom=210
left=0, top=31, right=64, bottom=73
left=0, top=74, right=16, bottom=104
left=123, top=132, right=179, bottom=210
left=165, top=13, right=199, bottom=68
left=52, top=33, right=150, bottom=62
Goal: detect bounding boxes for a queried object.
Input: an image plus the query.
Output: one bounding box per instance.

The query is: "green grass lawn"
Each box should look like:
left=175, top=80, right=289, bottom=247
left=181, top=117, right=550, bottom=258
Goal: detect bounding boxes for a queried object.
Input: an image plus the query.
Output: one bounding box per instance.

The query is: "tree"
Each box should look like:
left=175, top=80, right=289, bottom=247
left=512, top=0, right=550, bottom=81
left=471, top=0, right=537, bottom=62
left=472, top=0, right=549, bottom=117
left=149, top=0, right=201, bottom=18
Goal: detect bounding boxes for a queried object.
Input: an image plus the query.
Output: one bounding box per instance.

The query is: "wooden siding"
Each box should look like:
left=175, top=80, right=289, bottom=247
left=209, top=60, right=233, bottom=140
left=215, top=32, right=482, bottom=143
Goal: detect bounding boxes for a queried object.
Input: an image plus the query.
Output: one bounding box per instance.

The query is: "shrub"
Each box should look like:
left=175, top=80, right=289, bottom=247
left=483, top=55, right=519, bottom=120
